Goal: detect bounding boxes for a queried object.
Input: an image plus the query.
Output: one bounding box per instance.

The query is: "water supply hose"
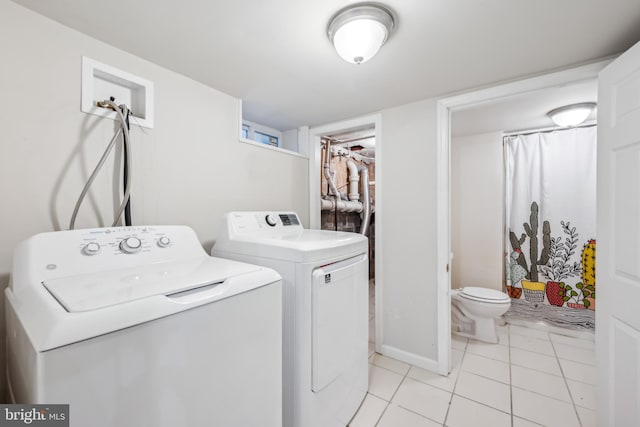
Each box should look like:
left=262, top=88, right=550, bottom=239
left=69, top=99, right=132, bottom=229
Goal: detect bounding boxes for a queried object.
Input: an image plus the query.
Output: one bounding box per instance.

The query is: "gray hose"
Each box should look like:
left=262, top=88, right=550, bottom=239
left=69, top=128, right=122, bottom=229
left=106, top=101, right=132, bottom=226
left=69, top=100, right=132, bottom=229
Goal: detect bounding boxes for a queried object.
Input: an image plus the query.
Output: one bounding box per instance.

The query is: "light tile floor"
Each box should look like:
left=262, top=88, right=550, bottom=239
left=355, top=294, right=596, bottom=427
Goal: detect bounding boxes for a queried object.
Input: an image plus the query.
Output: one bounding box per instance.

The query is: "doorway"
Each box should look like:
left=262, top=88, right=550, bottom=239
left=451, top=78, right=598, bottom=332
left=437, top=59, right=611, bottom=373
left=309, top=114, right=382, bottom=352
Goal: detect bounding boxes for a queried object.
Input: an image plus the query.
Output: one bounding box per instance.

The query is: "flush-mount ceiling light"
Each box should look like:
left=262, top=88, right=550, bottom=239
left=547, top=102, right=597, bottom=127
left=327, top=3, right=395, bottom=64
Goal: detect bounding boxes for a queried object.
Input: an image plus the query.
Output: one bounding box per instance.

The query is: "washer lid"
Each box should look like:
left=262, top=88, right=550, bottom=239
left=43, top=256, right=263, bottom=312
left=461, top=287, right=510, bottom=302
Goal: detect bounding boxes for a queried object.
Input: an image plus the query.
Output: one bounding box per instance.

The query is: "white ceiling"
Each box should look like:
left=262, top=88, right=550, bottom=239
left=451, top=79, right=598, bottom=137
left=13, top=0, right=640, bottom=131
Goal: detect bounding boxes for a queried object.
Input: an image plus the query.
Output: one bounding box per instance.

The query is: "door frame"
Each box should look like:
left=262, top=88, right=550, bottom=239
left=436, top=59, right=611, bottom=371
left=309, top=113, right=383, bottom=350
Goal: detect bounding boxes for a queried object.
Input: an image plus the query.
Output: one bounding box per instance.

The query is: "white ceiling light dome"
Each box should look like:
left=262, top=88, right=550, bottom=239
left=547, top=102, right=597, bottom=127
left=327, top=4, right=395, bottom=65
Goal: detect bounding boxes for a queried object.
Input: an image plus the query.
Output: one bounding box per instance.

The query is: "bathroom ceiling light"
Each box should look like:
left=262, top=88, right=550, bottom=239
left=327, top=3, right=395, bottom=65
left=547, top=102, right=596, bottom=127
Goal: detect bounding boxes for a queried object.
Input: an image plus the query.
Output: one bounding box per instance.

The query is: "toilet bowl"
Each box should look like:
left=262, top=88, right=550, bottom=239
left=451, top=287, right=511, bottom=344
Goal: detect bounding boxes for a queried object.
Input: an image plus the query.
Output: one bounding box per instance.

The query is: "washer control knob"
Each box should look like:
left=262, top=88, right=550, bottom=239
left=265, top=214, right=277, bottom=227
left=82, top=242, right=101, bottom=256
left=120, top=237, right=142, bottom=254
left=157, top=236, right=171, bottom=248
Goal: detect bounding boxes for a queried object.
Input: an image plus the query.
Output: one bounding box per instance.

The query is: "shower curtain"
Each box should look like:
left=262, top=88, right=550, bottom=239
left=505, top=126, right=597, bottom=311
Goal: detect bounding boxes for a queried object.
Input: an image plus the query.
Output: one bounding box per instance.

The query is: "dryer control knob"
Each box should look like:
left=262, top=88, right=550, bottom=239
left=82, top=242, right=101, bottom=256
left=265, top=214, right=277, bottom=227
left=120, top=237, right=142, bottom=254
left=157, top=236, right=171, bottom=248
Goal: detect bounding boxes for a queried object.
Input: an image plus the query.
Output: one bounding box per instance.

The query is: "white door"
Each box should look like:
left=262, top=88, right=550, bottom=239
left=597, top=40, right=640, bottom=427
left=311, top=255, right=366, bottom=392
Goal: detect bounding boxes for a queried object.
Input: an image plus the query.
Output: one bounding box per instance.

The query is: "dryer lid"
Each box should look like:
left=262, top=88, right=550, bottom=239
left=460, top=287, right=510, bottom=302
left=213, top=211, right=368, bottom=263
left=214, top=229, right=367, bottom=263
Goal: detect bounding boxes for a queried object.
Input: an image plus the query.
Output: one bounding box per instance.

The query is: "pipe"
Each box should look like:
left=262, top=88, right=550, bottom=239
left=323, top=141, right=340, bottom=198
left=320, top=198, right=363, bottom=213
left=359, top=166, right=371, bottom=235
left=346, top=159, right=359, bottom=201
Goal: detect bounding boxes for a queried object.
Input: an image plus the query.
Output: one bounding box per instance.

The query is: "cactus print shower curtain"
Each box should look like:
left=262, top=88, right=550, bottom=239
left=504, top=126, right=597, bottom=311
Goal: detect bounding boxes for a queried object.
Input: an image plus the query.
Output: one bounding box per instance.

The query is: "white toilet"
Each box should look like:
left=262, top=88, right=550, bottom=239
left=451, top=287, right=511, bottom=343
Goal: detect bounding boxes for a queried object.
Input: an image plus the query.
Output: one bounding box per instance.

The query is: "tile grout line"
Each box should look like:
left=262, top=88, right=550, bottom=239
left=442, top=337, right=469, bottom=427
left=372, top=401, right=390, bottom=427
left=448, top=340, right=517, bottom=418
left=367, top=328, right=593, bottom=427
left=366, top=332, right=387, bottom=427
left=372, top=353, right=413, bottom=427
left=508, top=357, right=571, bottom=376
left=459, top=370, right=510, bottom=387
left=449, top=332, right=516, bottom=421
left=549, top=331, right=584, bottom=427
left=550, top=340, right=596, bottom=351
left=393, top=404, right=447, bottom=426
left=554, top=354, right=596, bottom=368
left=509, top=343, right=556, bottom=358
left=508, top=328, right=563, bottom=427
left=509, top=333, right=560, bottom=427
left=370, top=328, right=594, bottom=427
left=509, top=383, right=575, bottom=405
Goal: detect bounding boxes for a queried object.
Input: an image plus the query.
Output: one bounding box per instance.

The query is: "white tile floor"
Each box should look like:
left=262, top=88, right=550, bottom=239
left=354, top=284, right=596, bottom=426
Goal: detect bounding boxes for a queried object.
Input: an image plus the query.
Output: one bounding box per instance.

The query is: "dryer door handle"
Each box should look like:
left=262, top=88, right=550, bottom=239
left=319, top=253, right=367, bottom=273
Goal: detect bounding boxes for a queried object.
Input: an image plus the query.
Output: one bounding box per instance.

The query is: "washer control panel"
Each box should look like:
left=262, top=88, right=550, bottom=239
left=12, top=225, right=204, bottom=288
left=77, top=226, right=176, bottom=257
left=277, top=213, right=300, bottom=227
left=226, top=212, right=303, bottom=235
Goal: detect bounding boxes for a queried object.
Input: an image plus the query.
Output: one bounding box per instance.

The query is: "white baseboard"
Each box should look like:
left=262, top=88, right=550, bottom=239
left=379, top=344, right=442, bottom=374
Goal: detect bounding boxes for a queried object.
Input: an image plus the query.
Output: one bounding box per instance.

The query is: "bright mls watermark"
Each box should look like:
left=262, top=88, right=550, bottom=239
left=0, top=405, right=68, bottom=426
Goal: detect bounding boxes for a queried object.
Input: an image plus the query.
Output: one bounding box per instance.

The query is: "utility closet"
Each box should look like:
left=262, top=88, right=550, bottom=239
left=320, top=130, right=375, bottom=278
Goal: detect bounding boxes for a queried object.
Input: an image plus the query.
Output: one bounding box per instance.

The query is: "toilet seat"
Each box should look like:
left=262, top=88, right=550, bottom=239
left=459, top=287, right=510, bottom=304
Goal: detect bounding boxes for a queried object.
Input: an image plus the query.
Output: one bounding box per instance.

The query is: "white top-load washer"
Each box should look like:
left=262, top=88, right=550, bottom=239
left=6, top=225, right=282, bottom=427
left=212, top=212, right=369, bottom=427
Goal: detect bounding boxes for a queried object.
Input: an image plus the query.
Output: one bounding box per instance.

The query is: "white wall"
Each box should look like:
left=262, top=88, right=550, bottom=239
left=0, top=1, right=308, bottom=401
left=379, top=98, right=440, bottom=364
left=451, top=131, right=504, bottom=291
left=282, top=129, right=298, bottom=152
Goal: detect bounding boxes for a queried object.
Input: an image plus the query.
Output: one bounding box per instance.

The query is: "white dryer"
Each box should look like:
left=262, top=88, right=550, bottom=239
left=6, top=225, right=282, bottom=427
left=212, top=212, right=369, bottom=427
